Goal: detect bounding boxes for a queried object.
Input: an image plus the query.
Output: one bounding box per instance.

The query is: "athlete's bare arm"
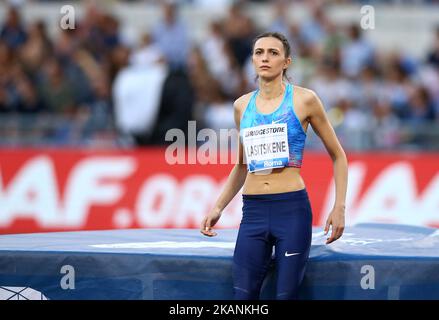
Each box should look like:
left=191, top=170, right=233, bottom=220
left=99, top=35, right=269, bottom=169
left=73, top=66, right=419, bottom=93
left=200, top=93, right=252, bottom=237
left=303, top=87, right=348, bottom=244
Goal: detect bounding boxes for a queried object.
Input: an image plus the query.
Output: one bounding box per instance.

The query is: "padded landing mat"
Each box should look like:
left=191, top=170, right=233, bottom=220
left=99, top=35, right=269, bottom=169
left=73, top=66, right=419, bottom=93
left=0, top=223, right=438, bottom=299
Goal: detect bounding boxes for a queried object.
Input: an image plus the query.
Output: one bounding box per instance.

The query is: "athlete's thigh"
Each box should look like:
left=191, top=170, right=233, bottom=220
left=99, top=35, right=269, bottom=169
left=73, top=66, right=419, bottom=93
left=233, top=200, right=273, bottom=271
left=272, top=196, right=312, bottom=256
left=271, top=197, right=312, bottom=298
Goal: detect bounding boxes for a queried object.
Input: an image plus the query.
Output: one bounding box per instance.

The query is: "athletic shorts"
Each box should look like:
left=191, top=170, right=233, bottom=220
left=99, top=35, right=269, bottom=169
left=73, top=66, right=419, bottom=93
left=232, top=188, right=313, bottom=300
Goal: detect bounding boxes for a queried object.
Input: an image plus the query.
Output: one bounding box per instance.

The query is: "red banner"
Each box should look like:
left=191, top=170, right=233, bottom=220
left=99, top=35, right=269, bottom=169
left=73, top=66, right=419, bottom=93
left=0, top=149, right=438, bottom=234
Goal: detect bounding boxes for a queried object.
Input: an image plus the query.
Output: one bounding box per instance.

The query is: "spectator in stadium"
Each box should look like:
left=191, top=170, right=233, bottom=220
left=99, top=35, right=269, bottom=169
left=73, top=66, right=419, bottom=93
left=130, top=32, right=164, bottom=67
left=0, top=6, right=27, bottom=49
left=405, top=85, right=436, bottom=124
left=37, top=57, right=76, bottom=114
left=112, top=47, right=168, bottom=146
left=356, top=65, right=381, bottom=112
left=0, top=40, right=17, bottom=113
left=148, top=66, right=195, bottom=145
left=14, top=68, right=44, bottom=113
left=152, top=1, right=191, bottom=71
left=222, top=2, right=256, bottom=67
left=309, top=58, right=354, bottom=111
left=268, top=0, right=293, bottom=45
left=299, top=3, right=328, bottom=50
left=19, top=21, right=52, bottom=76
left=426, top=25, right=439, bottom=71
left=200, top=20, right=242, bottom=98
left=200, top=32, right=347, bottom=300
left=381, top=55, right=414, bottom=118
left=187, top=46, right=236, bottom=135
left=340, top=24, right=375, bottom=78
left=370, top=98, right=401, bottom=149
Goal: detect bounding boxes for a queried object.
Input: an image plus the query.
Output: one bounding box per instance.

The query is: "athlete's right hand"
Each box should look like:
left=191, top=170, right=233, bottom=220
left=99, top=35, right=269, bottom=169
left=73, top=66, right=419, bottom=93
left=200, top=210, right=222, bottom=237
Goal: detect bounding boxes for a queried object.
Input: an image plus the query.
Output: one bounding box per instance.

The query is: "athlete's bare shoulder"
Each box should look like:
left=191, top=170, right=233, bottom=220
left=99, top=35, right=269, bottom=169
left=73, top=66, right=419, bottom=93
left=293, top=85, right=318, bottom=105
left=234, top=91, right=254, bottom=113
left=233, top=91, right=255, bottom=126
left=292, top=85, right=321, bottom=119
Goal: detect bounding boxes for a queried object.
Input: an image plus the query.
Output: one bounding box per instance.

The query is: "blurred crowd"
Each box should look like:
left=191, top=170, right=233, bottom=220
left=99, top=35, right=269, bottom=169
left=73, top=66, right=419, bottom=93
left=1, top=0, right=439, bottom=149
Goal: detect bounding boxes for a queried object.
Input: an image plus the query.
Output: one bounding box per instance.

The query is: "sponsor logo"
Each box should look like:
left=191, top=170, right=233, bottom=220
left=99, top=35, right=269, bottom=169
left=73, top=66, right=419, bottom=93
left=285, top=252, right=301, bottom=257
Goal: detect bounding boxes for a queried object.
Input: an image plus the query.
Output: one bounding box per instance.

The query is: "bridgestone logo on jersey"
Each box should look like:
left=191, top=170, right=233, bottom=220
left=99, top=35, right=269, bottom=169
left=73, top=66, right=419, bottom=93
left=244, top=126, right=285, bottom=137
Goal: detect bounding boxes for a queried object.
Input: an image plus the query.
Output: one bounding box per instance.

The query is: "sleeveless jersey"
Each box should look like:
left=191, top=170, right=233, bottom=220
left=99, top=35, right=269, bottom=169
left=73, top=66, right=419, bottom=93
left=240, top=83, right=307, bottom=172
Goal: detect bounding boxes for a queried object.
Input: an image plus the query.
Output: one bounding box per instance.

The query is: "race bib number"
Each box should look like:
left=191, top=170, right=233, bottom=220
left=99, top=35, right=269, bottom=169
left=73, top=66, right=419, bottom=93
left=242, top=123, right=290, bottom=172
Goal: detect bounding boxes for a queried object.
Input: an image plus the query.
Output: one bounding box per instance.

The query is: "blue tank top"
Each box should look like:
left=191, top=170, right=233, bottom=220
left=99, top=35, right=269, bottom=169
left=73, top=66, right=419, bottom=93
left=240, top=83, right=306, bottom=172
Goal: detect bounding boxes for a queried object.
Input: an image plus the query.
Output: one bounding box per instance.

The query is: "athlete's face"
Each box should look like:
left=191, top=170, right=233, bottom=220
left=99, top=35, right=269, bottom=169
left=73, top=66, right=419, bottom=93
left=252, top=37, right=291, bottom=80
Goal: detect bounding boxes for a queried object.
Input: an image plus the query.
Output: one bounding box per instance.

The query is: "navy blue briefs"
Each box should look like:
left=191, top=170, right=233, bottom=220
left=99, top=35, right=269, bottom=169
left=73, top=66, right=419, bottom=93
left=233, top=188, right=313, bottom=300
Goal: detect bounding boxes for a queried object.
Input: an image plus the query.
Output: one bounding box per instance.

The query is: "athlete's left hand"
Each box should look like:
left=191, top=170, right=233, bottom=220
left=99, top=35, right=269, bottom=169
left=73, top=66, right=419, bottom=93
left=324, top=206, right=345, bottom=244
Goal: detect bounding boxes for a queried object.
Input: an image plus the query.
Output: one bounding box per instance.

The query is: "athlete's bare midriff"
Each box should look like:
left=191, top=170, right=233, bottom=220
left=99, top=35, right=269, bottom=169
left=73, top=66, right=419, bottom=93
left=242, top=166, right=305, bottom=195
